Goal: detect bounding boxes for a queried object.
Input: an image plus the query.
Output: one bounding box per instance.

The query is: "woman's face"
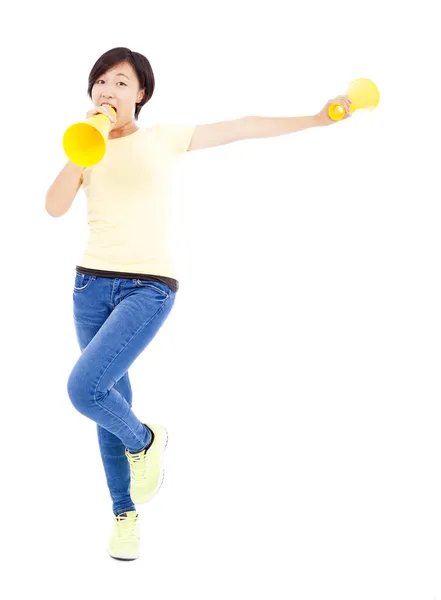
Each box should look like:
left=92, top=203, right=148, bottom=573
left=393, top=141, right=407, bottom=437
left=91, top=61, right=144, bottom=125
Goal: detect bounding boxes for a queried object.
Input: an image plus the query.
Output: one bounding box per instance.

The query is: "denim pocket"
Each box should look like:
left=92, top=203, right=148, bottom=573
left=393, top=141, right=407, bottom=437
left=134, top=279, right=170, bottom=297
left=74, top=272, right=96, bottom=293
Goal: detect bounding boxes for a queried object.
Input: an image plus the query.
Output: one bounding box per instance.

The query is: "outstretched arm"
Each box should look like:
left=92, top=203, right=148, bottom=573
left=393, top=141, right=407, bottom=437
left=187, top=96, right=352, bottom=152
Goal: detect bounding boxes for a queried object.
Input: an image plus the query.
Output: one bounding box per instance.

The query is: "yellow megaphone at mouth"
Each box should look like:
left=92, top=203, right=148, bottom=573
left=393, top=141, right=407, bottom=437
left=62, top=105, right=117, bottom=167
left=328, top=78, right=380, bottom=121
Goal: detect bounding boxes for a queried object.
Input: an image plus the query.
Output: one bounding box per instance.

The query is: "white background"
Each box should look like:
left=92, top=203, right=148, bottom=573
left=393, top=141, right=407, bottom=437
left=1, top=0, right=440, bottom=598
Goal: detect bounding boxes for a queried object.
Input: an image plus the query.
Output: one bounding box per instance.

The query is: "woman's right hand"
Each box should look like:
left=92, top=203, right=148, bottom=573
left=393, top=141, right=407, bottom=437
left=86, top=105, right=118, bottom=129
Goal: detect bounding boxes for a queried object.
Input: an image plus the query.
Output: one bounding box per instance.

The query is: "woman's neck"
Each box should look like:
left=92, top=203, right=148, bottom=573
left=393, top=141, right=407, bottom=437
left=109, top=121, right=139, bottom=140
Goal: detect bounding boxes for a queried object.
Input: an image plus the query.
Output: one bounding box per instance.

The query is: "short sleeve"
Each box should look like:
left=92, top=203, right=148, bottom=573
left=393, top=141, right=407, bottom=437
left=155, top=124, right=196, bottom=155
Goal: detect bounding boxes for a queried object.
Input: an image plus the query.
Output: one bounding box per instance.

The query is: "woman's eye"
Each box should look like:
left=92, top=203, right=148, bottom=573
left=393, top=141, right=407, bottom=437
left=96, top=80, right=126, bottom=86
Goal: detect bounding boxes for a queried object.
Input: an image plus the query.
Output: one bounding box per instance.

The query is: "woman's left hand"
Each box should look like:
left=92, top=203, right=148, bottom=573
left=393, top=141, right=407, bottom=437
left=315, top=95, right=353, bottom=126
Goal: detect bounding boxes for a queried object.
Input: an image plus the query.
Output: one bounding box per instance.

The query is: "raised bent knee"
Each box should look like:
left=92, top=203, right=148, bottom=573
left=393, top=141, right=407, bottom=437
left=67, top=365, right=94, bottom=416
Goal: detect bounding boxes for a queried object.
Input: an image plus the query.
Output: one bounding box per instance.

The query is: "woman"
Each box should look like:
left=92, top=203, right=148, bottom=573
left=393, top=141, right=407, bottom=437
left=45, top=46, right=352, bottom=562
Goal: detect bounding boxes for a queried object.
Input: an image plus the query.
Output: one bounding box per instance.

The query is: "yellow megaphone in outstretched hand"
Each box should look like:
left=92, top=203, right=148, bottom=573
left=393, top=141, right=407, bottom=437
left=328, top=78, right=380, bottom=121
left=62, top=105, right=117, bottom=167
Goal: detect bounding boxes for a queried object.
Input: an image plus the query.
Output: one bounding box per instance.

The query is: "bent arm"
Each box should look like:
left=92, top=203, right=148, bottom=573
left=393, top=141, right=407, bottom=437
left=45, top=161, right=84, bottom=217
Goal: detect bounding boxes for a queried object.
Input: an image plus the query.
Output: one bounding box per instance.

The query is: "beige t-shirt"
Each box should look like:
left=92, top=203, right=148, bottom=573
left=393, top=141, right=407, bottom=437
left=76, top=123, right=196, bottom=287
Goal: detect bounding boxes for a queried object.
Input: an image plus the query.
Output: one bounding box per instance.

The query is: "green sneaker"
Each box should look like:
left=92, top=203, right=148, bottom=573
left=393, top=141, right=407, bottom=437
left=125, top=423, right=168, bottom=504
left=108, top=511, right=140, bottom=560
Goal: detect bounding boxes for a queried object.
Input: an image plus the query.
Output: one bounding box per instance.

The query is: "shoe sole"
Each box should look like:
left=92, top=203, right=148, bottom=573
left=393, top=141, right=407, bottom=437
left=109, top=552, right=139, bottom=560
left=147, top=427, right=168, bottom=503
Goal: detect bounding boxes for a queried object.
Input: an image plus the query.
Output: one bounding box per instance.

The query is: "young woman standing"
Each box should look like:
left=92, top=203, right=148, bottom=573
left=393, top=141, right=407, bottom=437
left=45, top=46, right=352, bottom=561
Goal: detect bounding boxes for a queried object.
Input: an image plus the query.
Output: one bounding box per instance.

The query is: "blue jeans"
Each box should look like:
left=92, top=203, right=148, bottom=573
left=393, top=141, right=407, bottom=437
left=67, top=271, right=176, bottom=516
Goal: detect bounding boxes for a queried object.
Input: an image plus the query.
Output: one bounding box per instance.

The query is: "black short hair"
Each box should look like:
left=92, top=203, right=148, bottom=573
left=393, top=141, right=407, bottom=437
left=87, top=47, right=155, bottom=120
